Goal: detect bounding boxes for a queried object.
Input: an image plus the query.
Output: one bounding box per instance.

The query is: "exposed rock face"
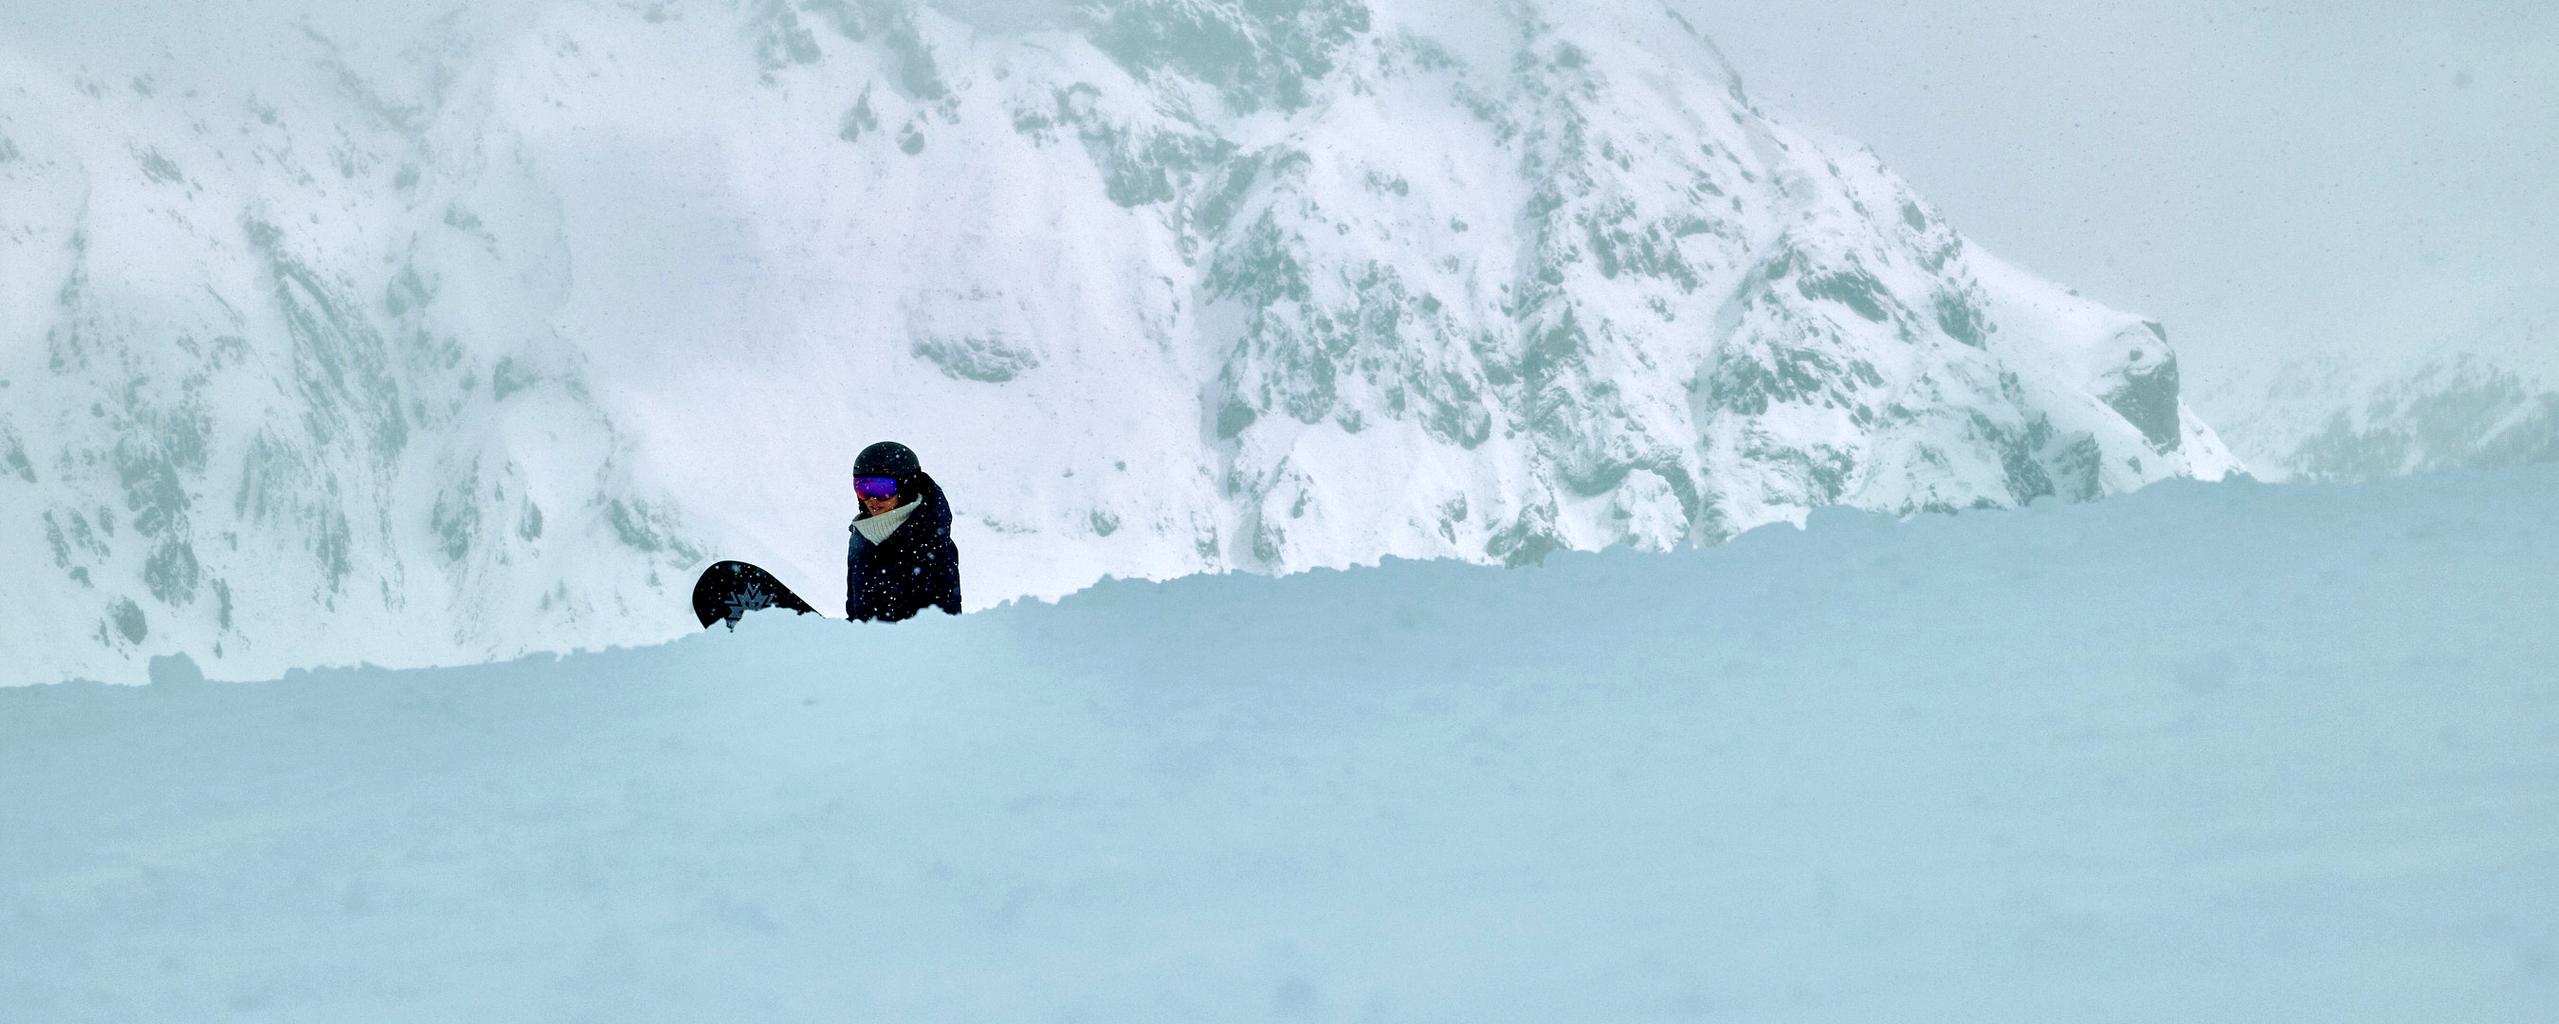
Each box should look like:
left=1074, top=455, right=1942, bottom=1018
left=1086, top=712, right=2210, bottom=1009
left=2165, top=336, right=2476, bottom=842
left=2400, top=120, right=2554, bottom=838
left=0, top=0, right=2236, bottom=682
left=2101, top=324, right=2183, bottom=453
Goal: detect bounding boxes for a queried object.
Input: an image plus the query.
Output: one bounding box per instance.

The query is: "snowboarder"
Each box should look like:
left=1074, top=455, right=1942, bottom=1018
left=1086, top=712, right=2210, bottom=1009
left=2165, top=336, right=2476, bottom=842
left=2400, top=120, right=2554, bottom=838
left=846, top=440, right=962, bottom=622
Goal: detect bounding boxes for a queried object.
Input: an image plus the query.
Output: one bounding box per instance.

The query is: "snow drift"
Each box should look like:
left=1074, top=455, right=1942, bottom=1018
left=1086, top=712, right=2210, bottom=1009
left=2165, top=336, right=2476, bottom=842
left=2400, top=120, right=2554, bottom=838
left=5, top=464, right=2552, bottom=1021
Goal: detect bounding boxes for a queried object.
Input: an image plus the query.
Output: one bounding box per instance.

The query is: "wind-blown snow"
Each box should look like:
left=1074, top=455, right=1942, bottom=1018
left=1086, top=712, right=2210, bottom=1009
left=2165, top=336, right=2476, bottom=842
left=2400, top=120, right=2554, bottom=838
left=5, top=465, right=2553, bottom=1020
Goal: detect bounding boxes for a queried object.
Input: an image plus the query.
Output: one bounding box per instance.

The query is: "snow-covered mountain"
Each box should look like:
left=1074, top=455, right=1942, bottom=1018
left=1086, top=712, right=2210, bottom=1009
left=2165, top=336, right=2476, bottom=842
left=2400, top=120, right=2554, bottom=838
left=2196, top=300, right=2557, bottom=482
left=0, top=0, right=2237, bottom=684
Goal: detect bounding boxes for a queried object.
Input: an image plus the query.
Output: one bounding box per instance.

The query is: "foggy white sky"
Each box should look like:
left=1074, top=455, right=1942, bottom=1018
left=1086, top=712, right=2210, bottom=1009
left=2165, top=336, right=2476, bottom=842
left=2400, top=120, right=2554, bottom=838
left=1682, top=0, right=2559, bottom=389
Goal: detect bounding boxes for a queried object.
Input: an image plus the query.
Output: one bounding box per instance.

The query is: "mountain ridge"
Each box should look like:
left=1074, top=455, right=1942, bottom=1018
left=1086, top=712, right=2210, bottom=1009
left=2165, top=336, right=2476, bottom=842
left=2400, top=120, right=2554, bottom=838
left=0, top=0, right=2236, bottom=683
left=2196, top=298, right=2558, bottom=482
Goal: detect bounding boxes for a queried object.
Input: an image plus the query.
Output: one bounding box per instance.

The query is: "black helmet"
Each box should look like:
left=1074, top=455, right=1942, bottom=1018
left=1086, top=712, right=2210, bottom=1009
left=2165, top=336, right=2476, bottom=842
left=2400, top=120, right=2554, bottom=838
left=853, top=440, right=922, bottom=481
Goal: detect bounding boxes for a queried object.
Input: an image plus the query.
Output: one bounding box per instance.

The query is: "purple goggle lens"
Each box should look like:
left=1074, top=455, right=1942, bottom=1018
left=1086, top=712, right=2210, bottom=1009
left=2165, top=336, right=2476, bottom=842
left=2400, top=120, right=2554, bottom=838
left=854, top=475, right=900, bottom=499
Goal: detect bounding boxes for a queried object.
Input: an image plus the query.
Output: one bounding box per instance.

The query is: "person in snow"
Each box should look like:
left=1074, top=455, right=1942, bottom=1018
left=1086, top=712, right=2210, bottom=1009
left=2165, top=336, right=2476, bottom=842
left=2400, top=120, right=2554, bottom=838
left=845, top=440, right=962, bottom=622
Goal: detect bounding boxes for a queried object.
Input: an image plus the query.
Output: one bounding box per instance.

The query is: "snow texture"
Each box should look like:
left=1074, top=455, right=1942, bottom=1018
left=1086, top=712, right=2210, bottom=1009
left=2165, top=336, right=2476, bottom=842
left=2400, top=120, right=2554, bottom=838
left=4, top=464, right=2554, bottom=1021
left=0, top=0, right=2234, bottom=684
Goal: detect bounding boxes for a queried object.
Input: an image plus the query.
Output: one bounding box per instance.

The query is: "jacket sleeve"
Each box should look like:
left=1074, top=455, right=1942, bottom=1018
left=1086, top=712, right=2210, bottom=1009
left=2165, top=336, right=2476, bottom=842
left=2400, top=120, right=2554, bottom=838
left=935, top=539, right=962, bottom=616
left=844, top=528, right=864, bottom=620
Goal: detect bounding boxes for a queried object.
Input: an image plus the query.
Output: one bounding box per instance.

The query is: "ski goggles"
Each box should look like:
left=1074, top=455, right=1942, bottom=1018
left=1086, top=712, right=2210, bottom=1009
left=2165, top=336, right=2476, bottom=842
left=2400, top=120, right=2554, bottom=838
left=854, top=475, right=901, bottom=499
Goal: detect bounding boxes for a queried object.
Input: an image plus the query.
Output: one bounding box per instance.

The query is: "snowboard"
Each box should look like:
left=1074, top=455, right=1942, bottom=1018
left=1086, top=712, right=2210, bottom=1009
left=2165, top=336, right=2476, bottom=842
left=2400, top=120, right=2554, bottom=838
left=691, top=560, right=821, bottom=629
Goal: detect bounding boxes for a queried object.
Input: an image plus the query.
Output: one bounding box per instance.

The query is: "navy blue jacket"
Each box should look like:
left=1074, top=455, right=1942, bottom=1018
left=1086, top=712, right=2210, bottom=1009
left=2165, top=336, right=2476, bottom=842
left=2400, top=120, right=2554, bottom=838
left=845, top=471, right=962, bottom=622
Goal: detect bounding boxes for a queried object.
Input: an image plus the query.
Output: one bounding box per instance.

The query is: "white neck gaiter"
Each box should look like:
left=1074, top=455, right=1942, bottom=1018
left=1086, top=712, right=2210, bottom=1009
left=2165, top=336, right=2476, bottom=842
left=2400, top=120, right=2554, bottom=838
left=855, top=497, right=922, bottom=545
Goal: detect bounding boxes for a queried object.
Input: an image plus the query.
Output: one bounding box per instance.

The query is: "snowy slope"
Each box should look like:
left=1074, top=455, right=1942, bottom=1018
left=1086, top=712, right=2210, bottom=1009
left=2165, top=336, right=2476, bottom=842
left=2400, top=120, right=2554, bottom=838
left=5, top=465, right=2553, bottom=1021
left=1, top=0, right=2235, bottom=684
left=2195, top=296, right=2559, bottom=481
left=0, top=12, right=707, bottom=683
